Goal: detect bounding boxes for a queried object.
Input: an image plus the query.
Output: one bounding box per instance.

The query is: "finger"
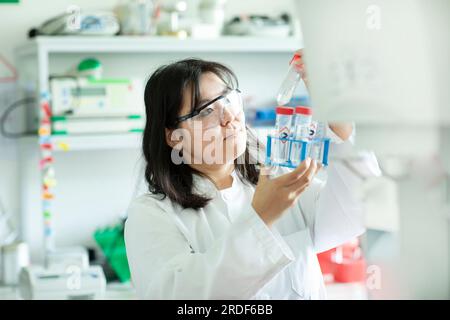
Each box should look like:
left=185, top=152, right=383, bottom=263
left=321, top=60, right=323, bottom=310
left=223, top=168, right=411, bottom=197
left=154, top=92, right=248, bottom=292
left=287, top=183, right=309, bottom=205
left=303, top=74, right=309, bottom=89
left=294, top=49, right=304, bottom=57
left=303, top=159, right=318, bottom=182
left=275, top=158, right=311, bottom=186
left=293, top=184, right=308, bottom=198
left=315, top=163, right=323, bottom=174
left=292, top=50, right=304, bottom=66
left=293, top=63, right=304, bottom=73
left=286, top=159, right=318, bottom=191
left=300, top=68, right=308, bottom=78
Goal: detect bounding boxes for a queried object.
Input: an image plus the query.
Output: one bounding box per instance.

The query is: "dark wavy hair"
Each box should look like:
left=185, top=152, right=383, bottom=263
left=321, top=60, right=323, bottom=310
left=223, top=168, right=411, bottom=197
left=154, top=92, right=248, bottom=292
left=142, top=58, right=261, bottom=210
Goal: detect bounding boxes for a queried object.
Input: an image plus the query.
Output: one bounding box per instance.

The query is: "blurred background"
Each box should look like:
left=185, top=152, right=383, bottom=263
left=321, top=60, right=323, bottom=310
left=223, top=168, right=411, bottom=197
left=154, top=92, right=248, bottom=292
left=0, top=0, right=449, bottom=300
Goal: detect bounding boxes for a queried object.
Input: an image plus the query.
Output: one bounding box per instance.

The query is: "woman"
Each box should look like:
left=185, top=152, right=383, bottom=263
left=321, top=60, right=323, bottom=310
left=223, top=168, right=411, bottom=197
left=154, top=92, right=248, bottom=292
left=125, top=52, right=374, bottom=299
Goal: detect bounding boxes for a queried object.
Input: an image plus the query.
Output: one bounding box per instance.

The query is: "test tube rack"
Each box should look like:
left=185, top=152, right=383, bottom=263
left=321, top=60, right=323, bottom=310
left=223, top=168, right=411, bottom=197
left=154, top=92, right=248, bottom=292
left=265, top=135, right=330, bottom=168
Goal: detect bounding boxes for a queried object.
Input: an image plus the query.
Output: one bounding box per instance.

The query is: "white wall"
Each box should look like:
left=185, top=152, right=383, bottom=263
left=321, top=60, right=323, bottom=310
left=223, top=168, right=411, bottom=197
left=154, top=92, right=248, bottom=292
left=0, top=83, right=20, bottom=237
left=0, top=0, right=298, bottom=260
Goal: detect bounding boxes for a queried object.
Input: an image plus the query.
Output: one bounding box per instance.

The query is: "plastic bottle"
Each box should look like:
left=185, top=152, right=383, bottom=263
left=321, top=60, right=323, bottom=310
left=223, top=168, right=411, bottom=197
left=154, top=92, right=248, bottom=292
left=291, top=106, right=312, bottom=166
left=310, top=121, right=327, bottom=162
left=272, top=106, right=294, bottom=164
left=276, top=54, right=302, bottom=106
left=293, top=106, right=313, bottom=138
left=315, top=121, right=327, bottom=139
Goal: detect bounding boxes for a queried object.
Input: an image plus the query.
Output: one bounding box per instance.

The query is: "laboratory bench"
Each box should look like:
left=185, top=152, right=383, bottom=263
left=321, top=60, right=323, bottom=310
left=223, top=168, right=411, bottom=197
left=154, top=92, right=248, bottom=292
left=0, top=282, right=366, bottom=300
left=0, top=281, right=137, bottom=300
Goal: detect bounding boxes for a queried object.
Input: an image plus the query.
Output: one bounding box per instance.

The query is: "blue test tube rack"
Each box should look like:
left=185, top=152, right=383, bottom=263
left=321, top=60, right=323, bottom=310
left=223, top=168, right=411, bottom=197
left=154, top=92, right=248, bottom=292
left=265, top=135, right=330, bottom=168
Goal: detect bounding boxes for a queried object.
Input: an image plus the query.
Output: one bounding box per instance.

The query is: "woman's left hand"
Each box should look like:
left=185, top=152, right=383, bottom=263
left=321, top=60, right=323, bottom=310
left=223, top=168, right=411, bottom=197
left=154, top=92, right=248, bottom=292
left=293, top=49, right=353, bottom=142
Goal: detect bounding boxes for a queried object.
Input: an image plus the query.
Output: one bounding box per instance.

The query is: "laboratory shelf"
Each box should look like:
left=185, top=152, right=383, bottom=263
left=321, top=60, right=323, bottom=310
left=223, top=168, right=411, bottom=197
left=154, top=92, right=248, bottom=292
left=15, top=36, right=302, bottom=56
left=20, top=133, right=142, bottom=151
left=17, top=127, right=274, bottom=152
left=51, top=133, right=142, bottom=151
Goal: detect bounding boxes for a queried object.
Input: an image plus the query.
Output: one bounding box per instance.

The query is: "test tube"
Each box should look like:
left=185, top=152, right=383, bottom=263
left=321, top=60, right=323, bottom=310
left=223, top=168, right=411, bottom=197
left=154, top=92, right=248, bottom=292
left=291, top=106, right=312, bottom=166
left=308, top=121, right=318, bottom=139
left=310, top=122, right=327, bottom=163
left=276, top=54, right=302, bottom=106
left=271, top=106, right=294, bottom=164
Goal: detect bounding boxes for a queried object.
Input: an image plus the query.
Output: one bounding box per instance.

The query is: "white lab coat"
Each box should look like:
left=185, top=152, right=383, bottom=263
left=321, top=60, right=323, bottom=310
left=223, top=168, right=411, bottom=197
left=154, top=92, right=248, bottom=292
left=125, top=126, right=376, bottom=299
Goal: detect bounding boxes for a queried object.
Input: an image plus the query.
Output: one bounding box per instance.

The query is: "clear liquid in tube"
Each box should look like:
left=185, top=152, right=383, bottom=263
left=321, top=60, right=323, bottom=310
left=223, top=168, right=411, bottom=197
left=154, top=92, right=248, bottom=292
left=276, top=61, right=302, bottom=106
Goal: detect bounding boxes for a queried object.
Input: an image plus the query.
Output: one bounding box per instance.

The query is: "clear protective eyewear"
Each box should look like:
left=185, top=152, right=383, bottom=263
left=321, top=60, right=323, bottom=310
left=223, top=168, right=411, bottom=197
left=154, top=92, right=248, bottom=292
left=175, top=89, right=243, bottom=129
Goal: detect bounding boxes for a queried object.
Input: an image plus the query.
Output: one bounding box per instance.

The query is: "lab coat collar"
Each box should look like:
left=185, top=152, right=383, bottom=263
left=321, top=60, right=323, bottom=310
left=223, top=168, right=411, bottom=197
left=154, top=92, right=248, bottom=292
left=192, top=170, right=240, bottom=198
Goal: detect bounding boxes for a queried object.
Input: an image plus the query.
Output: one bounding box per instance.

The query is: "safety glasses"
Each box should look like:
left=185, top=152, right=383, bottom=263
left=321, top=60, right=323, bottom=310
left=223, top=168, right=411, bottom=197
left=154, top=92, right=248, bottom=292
left=174, top=89, right=243, bottom=129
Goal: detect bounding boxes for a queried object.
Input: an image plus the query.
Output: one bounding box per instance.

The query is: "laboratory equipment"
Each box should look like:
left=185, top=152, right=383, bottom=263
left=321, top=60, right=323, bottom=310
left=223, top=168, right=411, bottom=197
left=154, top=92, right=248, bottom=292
left=45, top=246, right=89, bottom=270
left=271, top=106, right=294, bottom=163
left=1, top=242, right=29, bottom=285
left=18, top=246, right=106, bottom=299
left=51, top=117, right=144, bottom=135
left=317, top=239, right=366, bottom=284
left=290, top=106, right=313, bottom=166
left=194, top=0, right=227, bottom=38
left=266, top=131, right=330, bottom=168
left=245, top=96, right=310, bottom=127
left=115, top=0, right=156, bottom=35
left=309, top=121, right=328, bottom=162
left=267, top=106, right=329, bottom=168
left=77, top=58, right=103, bottom=79
left=157, top=1, right=189, bottom=38
left=27, top=77, right=146, bottom=135
left=223, top=14, right=293, bottom=38
left=24, top=56, right=146, bottom=135
left=19, top=265, right=106, bottom=300
left=0, top=197, right=25, bottom=285
left=0, top=196, right=16, bottom=246
left=293, top=107, right=313, bottom=136
left=49, top=78, right=143, bottom=117
left=245, top=107, right=276, bottom=127
left=94, top=221, right=130, bottom=283
left=276, top=54, right=302, bottom=106
left=29, top=11, right=120, bottom=37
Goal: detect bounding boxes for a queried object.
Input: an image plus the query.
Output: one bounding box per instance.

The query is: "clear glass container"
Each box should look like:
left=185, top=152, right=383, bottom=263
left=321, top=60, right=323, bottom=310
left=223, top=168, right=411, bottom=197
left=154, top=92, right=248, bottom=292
left=276, top=54, right=302, bottom=106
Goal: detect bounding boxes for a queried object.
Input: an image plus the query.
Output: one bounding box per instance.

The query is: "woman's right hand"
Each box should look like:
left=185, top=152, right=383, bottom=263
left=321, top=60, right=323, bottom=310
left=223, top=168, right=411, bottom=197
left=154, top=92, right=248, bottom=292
left=252, top=158, right=319, bottom=227
left=292, top=49, right=309, bottom=89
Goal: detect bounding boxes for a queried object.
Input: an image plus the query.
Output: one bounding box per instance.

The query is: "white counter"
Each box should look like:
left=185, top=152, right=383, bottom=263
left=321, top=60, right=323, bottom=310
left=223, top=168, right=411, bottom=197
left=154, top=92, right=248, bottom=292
left=0, top=282, right=137, bottom=300
left=0, top=282, right=366, bottom=300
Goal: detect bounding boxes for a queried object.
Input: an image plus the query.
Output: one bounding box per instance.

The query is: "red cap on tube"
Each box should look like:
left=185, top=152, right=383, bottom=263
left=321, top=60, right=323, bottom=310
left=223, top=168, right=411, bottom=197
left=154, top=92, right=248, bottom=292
left=295, top=106, right=312, bottom=115
left=276, top=106, right=294, bottom=115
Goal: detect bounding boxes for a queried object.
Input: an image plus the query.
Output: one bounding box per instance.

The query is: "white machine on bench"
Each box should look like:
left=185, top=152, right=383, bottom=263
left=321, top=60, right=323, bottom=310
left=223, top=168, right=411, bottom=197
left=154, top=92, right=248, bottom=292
left=19, top=247, right=106, bottom=300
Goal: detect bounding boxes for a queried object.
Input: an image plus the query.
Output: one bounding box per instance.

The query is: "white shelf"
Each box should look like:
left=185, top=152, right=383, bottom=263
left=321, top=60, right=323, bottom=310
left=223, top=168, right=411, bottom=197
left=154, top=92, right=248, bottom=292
left=53, top=133, right=142, bottom=151
left=20, top=127, right=272, bottom=152
left=19, top=127, right=274, bottom=152
left=15, top=36, right=302, bottom=56
left=21, top=133, right=142, bottom=151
